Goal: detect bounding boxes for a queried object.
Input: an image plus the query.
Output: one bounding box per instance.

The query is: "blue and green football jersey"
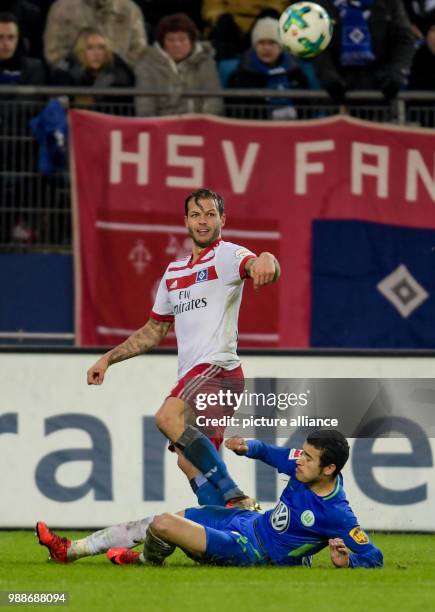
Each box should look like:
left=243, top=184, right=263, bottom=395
left=247, top=440, right=383, bottom=568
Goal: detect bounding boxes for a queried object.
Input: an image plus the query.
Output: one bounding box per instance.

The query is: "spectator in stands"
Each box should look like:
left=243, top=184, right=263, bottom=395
left=0, top=12, right=46, bottom=244
left=409, top=18, right=435, bottom=90
left=134, top=1, right=205, bottom=40
left=312, top=0, right=415, bottom=105
left=0, top=12, right=46, bottom=88
left=50, top=27, right=134, bottom=109
left=135, top=13, right=223, bottom=117
left=408, top=17, right=435, bottom=126
left=0, top=0, right=44, bottom=58
left=44, top=0, right=147, bottom=68
left=402, top=0, right=435, bottom=41
left=226, top=17, right=309, bottom=119
left=202, top=0, right=288, bottom=60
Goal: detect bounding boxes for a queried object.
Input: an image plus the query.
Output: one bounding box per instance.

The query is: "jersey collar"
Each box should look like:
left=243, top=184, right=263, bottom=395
left=188, top=238, right=221, bottom=267
left=320, top=477, right=341, bottom=501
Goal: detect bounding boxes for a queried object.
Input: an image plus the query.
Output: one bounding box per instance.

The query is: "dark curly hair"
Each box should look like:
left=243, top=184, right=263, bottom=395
left=155, top=13, right=198, bottom=47
left=306, top=429, right=350, bottom=476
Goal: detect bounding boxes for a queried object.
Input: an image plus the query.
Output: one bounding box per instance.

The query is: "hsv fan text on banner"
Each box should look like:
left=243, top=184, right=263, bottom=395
left=70, top=111, right=435, bottom=348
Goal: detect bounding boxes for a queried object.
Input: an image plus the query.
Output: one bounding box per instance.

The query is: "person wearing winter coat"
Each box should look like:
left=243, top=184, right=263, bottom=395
left=135, top=12, right=223, bottom=117
left=311, top=0, right=415, bottom=104
left=51, top=27, right=134, bottom=109
left=44, top=0, right=147, bottom=68
left=202, top=0, right=288, bottom=59
left=227, top=17, right=309, bottom=119
left=409, top=17, right=435, bottom=91
left=408, top=17, right=435, bottom=126
left=0, top=0, right=44, bottom=58
left=0, top=11, right=46, bottom=244
left=0, top=11, right=46, bottom=88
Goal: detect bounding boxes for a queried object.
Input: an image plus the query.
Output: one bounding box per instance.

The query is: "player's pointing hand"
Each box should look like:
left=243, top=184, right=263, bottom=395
left=246, top=252, right=280, bottom=290
left=225, top=437, right=249, bottom=455
left=329, top=538, right=350, bottom=568
left=87, top=356, right=109, bottom=385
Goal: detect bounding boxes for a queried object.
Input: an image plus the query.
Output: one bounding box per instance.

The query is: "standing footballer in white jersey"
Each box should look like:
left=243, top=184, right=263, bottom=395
left=87, top=188, right=280, bottom=509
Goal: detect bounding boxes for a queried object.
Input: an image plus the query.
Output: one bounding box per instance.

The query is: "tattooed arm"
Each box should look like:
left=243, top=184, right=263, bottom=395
left=87, top=318, right=172, bottom=385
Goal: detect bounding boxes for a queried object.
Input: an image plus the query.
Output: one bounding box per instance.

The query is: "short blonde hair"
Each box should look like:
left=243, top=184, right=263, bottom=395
left=73, top=27, right=113, bottom=69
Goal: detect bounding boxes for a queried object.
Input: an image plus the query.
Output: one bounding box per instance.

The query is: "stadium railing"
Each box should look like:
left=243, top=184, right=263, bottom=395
left=1, top=86, right=434, bottom=253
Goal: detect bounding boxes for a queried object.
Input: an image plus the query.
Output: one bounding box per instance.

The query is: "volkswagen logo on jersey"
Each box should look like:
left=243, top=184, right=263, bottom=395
left=300, top=510, right=315, bottom=527
left=270, top=501, right=290, bottom=532
left=196, top=269, right=208, bottom=283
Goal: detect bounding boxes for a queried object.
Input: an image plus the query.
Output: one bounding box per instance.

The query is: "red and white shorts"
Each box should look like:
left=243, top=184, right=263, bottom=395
left=169, top=362, right=244, bottom=450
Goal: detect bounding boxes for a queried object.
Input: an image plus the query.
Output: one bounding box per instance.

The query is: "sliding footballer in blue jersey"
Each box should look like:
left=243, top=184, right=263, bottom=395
left=37, top=429, right=383, bottom=569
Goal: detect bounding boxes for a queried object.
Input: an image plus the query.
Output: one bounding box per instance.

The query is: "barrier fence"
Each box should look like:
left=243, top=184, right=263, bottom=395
left=1, top=350, right=434, bottom=529
left=0, top=87, right=434, bottom=252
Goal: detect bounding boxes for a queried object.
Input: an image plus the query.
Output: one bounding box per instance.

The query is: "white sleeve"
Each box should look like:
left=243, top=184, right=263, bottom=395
left=150, top=272, right=174, bottom=321
left=215, top=243, right=256, bottom=286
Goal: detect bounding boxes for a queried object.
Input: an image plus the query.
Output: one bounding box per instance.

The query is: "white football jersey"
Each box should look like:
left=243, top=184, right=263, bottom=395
left=151, top=239, right=256, bottom=379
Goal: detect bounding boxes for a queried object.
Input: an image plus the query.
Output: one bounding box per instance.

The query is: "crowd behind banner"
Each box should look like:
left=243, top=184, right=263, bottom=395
left=3, top=0, right=435, bottom=108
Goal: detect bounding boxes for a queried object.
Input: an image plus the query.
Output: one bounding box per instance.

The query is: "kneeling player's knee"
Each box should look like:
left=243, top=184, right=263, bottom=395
left=151, top=513, right=174, bottom=537
left=177, top=453, right=188, bottom=470
left=155, top=409, right=172, bottom=435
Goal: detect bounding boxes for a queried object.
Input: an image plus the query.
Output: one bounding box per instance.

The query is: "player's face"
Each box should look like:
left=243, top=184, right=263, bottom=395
left=185, top=198, right=225, bottom=248
left=295, top=442, right=335, bottom=484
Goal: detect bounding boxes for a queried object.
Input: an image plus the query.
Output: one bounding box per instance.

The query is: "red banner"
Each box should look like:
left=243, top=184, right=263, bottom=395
left=70, top=110, right=435, bottom=347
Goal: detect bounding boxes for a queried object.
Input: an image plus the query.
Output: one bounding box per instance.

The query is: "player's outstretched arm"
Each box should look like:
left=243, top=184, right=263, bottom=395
left=87, top=319, right=172, bottom=385
left=245, top=252, right=280, bottom=289
left=225, top=438, right=297, bottom=476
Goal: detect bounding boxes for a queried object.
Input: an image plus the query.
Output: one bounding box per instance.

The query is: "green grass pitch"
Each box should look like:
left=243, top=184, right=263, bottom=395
left=1, top=532, right=434, bottom=612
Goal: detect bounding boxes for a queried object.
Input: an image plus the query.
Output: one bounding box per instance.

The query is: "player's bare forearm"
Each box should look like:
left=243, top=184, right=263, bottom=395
left=87, top=319, right=172, bottom=385
left=108, top=319, right=172, bottom=364
left=245, top=252, right=280, bottom=289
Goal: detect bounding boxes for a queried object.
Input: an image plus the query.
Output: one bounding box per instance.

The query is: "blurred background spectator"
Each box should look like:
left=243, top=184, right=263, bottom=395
left=409, top=17, right=435, bottom=90
left=226, top=17, right=309, bottom=119
left=202, top=0, right=288, bottom=60
left=135, top=1, right=204, bottom=39
left=403, top=0, right=435, bottom=40
left=51, top=27, right=134, bottom=109
left=408, top=16, right=435, bottom=126
left=135, top=12, right=222, bottom=116
left=0, top=12, right=46, bottom=244
left=312, top=0, right=415, bottom=105
left=0, top=12, right=46, bottom=86
left=0, top=0, right=44, bottom=58
left=44, top=0, right=147, bottom=68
